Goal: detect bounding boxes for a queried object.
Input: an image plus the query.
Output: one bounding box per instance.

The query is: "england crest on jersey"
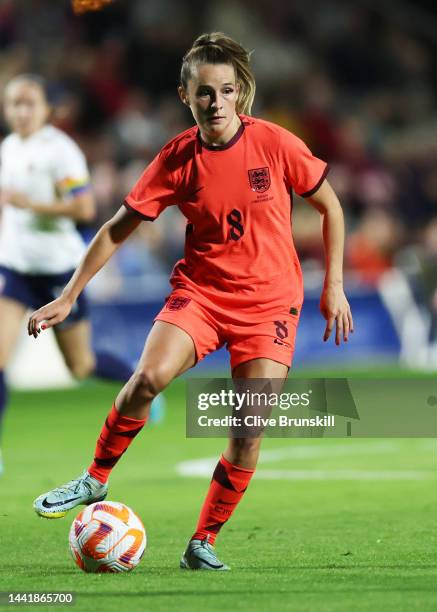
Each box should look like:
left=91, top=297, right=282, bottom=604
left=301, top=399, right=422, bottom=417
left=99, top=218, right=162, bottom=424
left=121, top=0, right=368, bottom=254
left=248, top=167, right=271, bottom=193
left=166, top=296, right=191, bottom=311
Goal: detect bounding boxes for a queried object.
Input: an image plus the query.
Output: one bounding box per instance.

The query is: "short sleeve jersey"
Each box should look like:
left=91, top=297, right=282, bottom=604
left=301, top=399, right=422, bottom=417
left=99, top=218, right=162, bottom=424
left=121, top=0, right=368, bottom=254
left=0, top=125, right=90, bottom=274
left=125, top=116, right=328, bottom=314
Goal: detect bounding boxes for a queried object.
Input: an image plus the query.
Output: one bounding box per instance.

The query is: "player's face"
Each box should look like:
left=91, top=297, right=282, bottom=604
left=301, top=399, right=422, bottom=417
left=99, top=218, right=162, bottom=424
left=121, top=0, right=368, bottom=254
left=179, top=63, right=240, bottom=145
left=3, top=81, right=50, bottom=138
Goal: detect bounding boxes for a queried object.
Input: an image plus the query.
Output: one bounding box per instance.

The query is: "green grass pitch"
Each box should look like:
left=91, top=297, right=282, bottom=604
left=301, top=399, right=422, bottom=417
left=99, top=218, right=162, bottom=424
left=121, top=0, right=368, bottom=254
left=1, top=371, right=437, bottom=611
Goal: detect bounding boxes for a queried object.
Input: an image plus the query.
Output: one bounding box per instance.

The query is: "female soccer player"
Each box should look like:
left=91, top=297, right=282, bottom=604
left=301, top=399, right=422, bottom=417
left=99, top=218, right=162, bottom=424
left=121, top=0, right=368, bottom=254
left=31, top=34, right=353, bottom=570
left=0, top=74, right=163, bottom=473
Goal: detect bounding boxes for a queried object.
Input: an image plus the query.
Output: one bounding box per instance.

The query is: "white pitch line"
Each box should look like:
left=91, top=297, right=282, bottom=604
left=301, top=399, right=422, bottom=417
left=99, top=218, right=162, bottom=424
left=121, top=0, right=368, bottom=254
left=257, top=441, right=399, bottom=463
left=249, top=470, right=435, bottom=481
left=177, top=462, right=435, bottom=481
left=176, top=442, right=406, bottom=479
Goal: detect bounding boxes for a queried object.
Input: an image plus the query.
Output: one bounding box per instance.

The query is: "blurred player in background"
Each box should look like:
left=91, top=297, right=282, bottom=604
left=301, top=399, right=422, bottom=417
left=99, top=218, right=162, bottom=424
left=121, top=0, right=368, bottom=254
left=30, top=33, right=352, bottom=570
left=0, top=74, right=163, bottom=473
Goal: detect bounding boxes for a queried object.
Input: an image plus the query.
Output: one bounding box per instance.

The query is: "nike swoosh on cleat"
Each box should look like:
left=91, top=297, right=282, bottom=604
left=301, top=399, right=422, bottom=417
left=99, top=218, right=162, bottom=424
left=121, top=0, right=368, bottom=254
left=41, top=496, right=81, bottom=509
left=184, top=554, right=223, bottom=570
left=197, top=557, right=224, bottom=569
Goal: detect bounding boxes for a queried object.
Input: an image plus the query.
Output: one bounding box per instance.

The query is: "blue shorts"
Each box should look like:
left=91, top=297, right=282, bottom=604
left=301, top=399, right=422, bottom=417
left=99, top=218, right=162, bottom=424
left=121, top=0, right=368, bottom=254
left=0, top=265, right=89, bottom=329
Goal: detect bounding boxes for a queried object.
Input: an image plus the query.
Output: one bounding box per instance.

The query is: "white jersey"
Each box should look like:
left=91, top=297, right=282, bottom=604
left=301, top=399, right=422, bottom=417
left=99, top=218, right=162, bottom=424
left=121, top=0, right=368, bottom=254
left=0, top=125, right=90, bottom=274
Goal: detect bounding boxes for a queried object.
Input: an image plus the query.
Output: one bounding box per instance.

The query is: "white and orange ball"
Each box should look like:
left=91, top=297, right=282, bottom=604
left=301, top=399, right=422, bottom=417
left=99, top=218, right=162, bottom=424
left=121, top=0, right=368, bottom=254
left=69, top=501, right=146, bottom=573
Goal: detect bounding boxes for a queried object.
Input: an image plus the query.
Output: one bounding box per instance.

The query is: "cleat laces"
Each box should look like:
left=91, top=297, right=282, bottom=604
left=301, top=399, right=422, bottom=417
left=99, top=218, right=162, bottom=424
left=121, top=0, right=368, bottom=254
left=48, top=473, right=93, bottom=501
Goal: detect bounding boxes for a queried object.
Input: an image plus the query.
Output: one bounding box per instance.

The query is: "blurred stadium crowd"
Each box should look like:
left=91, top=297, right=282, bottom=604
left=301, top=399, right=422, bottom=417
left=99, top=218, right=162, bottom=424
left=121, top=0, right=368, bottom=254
left=0, top=0, right=436, bottom=322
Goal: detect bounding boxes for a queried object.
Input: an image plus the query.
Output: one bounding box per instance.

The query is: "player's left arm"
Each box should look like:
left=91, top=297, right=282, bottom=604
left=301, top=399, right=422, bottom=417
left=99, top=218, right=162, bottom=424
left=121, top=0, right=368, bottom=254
left=2, top=188, right=96, bottom=223
left=305, top=178, right=354, bottom=345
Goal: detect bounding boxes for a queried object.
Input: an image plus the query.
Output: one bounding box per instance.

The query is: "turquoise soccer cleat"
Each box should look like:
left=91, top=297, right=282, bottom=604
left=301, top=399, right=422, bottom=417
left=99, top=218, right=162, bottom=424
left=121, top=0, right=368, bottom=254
left=33, top=470, right=108, bottom=519
left=180, top=536, right=230, bottom=571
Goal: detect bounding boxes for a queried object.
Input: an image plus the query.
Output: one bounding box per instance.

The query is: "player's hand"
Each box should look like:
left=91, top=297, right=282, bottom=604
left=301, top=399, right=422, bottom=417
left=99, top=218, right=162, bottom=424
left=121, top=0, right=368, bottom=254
left=28, top=297, right=73, bottom=338
left=2, top=190, right=32, bottom=209
left=320, top=283, right=354, bottom=345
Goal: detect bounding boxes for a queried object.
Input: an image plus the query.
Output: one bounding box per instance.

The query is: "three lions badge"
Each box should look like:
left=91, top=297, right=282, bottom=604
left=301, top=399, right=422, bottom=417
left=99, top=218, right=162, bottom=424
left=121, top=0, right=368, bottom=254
left=248, top=167, right=271, bottom=193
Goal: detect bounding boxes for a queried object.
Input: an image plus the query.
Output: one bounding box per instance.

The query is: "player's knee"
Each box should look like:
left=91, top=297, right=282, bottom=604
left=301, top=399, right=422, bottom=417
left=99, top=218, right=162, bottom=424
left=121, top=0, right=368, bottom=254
left=228, top=437, right=262, bottom=461
left=129, top=364, right=172, bottom=401
left=67, top=354, right=96, bottom=380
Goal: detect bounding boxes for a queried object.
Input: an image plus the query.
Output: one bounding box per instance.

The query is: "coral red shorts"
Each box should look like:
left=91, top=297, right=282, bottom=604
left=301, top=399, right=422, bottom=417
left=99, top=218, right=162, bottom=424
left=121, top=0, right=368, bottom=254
left=155, top=291, right=299, bottom=371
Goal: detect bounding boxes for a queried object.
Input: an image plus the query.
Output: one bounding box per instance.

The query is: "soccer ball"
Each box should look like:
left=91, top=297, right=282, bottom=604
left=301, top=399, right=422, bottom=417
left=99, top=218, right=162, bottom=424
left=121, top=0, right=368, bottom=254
left=69, top=501, right=146, bottom=573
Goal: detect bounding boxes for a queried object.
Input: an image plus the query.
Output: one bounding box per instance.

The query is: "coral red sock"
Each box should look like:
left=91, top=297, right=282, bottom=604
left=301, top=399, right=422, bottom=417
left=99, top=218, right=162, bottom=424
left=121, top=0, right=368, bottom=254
left=192, top=455, right=255, bottom=545
left=88, top=404, right=146, bottom=483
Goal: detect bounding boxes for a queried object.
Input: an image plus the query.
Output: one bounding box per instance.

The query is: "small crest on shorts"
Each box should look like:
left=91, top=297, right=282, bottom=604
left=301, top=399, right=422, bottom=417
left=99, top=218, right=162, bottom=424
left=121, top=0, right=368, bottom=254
left=248, top=167, right=271, bottom=193
left=166, top=296, right=191, bottom=311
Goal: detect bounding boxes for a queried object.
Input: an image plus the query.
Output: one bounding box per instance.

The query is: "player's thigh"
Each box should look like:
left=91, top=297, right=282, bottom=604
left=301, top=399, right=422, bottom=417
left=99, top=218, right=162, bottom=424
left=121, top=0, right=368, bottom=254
left=138, top=292, right=222, bottom=384
left=226, top=358, right=289, bottom=463
left=233, top=357, right=288, bottom=379
left=115, top=321, right=196, bottom=415
left=117, top=295, right=221, bottom=413
left=136, top=320, right=196, bottom=382
left=0, top=297, right=28, bottom=368
left=232, top=357, right=288, bottom=436
left=54, top=319, right=95, bottom=379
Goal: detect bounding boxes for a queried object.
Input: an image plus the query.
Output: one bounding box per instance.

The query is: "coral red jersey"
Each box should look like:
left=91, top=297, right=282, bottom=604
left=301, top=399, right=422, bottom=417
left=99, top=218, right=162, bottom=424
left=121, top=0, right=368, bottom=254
left=125, top=115, right=328, bottom=318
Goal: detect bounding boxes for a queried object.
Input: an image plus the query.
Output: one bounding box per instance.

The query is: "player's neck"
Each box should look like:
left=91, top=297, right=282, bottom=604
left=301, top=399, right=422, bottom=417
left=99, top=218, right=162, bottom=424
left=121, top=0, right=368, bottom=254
left=199, top=115, right=242, bottom=147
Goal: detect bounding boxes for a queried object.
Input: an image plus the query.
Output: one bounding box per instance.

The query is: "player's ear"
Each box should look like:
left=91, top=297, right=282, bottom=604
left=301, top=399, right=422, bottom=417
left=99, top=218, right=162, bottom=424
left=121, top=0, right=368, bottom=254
left=178, top=85, right=190, bottom=107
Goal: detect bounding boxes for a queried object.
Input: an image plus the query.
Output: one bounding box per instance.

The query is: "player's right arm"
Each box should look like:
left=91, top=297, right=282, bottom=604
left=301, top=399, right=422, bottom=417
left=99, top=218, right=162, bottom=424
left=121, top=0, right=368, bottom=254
left=27, top=206, right=141, bottom=337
